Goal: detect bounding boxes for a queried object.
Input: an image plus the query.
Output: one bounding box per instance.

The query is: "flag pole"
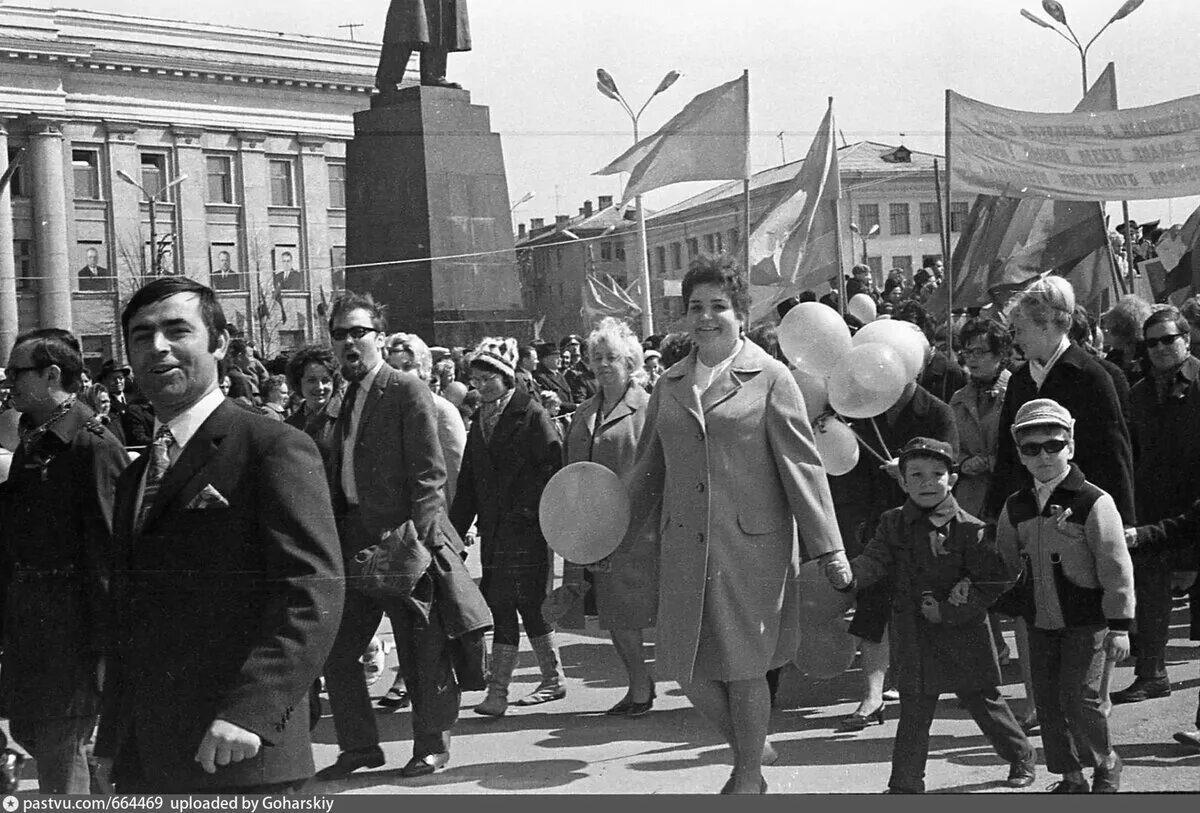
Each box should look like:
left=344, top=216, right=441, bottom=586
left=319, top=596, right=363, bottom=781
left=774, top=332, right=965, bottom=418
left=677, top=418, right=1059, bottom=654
left=829, top=97, right=847, bottom=317
left=742, top=69, right=751, bottom=282
left=944, top=89, right=954, bottom=353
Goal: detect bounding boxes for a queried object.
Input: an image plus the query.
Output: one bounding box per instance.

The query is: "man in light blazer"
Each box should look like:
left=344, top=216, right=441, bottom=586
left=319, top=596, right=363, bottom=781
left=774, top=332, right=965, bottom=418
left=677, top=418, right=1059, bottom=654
left=317, top=291, right=469, bottom=781
left=93, top=277, right=344, bottom=793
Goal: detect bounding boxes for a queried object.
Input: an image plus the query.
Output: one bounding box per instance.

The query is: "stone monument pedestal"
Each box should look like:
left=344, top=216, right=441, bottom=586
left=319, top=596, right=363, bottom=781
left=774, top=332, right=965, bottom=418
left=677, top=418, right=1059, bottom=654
left=346, top=85, right=526, bottom=346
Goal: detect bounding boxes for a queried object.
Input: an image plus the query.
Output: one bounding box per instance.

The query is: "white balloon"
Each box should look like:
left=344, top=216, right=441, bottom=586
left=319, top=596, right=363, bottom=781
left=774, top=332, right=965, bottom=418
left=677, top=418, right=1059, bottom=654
left=828, top=344, right=909, bottom=419
left=853, top=319, right=927, bottom=381
left=778, top=302, right=852, bottom=377
left=812, top=416, right=860, bottom=476
left=847, top=293, right=877, bottom=324
left=791, top=367, right=829, bottom=422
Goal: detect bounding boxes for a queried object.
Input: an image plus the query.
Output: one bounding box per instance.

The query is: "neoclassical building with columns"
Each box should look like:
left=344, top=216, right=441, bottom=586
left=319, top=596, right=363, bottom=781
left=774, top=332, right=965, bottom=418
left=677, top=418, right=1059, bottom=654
left=0, top=3, right=390, bottom=369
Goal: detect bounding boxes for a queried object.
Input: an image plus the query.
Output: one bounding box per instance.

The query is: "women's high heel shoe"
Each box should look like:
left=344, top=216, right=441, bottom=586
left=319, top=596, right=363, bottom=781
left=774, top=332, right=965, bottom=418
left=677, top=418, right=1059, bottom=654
left=626, top=684, right=656, bottom=718
left=839, top=702, right=886, bottom=731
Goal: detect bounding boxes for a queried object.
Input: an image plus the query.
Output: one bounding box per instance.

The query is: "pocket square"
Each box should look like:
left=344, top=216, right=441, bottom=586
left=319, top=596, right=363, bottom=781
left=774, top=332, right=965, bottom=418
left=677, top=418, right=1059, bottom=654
left=185, top=484, right=230, bottom=510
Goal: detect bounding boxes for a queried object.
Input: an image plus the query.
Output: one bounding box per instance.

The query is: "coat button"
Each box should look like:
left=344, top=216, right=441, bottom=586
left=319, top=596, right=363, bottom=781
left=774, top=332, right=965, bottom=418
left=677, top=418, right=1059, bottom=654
left=696, top=482, right=706, bottom=493
left=696, top=533, right=705, bottom=543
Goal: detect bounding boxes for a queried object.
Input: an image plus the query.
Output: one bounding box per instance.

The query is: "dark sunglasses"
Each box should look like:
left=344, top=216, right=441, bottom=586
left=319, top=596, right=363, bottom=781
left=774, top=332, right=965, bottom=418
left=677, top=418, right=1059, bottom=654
left=1018, top=439, right=1069, bottom=457
left=330, top=326, right=377, bottom=342
left=1142, top=333, right=1185, bottom=349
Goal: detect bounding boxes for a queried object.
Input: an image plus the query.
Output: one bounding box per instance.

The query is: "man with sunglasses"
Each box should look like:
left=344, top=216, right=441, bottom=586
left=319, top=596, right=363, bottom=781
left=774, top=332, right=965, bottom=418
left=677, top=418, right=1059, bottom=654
left=1112, top=306, right=1200, bottom=706
left=318, top=292, right=473, bottom=781
left=0, top=329, right=128, bottom=793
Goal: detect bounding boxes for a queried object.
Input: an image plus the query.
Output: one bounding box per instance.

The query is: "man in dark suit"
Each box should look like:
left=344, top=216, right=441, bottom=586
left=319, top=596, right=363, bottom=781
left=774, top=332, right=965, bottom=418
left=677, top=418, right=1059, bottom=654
left=317, top=292, right=466, bottom=780
left=93, top=277, right=344, bottom=793
left=78, top=246, right=113, bottom=292
left=982, top=276, right=1135, bottom=524
left=530, top=341, right=575, bottom=414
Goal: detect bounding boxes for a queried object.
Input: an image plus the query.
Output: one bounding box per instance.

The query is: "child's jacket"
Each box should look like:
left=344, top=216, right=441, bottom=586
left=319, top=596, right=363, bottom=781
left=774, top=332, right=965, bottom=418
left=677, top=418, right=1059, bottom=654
left=851, top=495, right=1014, bottom=695
left=995, top=464, right=1135, bottom=631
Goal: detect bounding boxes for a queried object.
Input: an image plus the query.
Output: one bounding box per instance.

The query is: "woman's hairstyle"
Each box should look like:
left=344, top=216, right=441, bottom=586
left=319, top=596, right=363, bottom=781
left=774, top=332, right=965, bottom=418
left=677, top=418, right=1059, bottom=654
left=261, top=374, right=288, bottom=402
left=386, top=332, right=434, bottom=381
left=1101, top=294, right=1155, bottom=344
left=1006, top=275, right=1075, bottom=332
left=285, top=345, right=340, bottom=395
left=680, top=253, right=751, bottom=324
left=957, top=316, right=1011, bottom=358
left=586, top=317, right=648, bottom=388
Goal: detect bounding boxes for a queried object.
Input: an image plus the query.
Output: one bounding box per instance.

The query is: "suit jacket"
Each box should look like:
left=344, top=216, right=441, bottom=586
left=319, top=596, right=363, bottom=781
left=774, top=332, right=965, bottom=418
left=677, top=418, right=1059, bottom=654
left=531, top=365, right=576, bottom=413
left=983, top=343, right=1135, bottom=524
left=329, top=363, right=448, bottom=550
left=95, top=399, right=344, bottom=791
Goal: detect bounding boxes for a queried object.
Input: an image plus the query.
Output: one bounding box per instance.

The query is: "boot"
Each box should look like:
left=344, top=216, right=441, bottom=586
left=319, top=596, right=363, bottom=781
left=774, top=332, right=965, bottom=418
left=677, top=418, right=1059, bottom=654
left=513, top=633, right=567, bottom=706
left=1111, top=657, right=1171, bottom=704
left=473, top=643, right=518, bottom=717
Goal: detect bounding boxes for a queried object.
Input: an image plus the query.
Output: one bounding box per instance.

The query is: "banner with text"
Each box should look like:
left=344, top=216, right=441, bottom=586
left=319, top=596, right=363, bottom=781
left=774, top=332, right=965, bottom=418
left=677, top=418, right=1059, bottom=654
left=948, top=90, right=1200, bottom=201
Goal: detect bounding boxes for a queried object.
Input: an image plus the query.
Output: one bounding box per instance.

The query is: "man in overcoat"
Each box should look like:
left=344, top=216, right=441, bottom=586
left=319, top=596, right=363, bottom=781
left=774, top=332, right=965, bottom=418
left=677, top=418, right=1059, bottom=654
left=93, top=277, right=344, bottom=793
left=376, top=0, right=471, bottom=92
left=0, top=328, right=128, bottom=793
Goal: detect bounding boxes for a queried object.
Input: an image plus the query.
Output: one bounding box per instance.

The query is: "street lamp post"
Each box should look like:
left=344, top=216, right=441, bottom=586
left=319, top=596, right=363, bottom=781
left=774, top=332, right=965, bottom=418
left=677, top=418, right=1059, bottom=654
left=849, top=222, right=880, bottom=264
left=1019, top=0, right=1146, bottom=288
left=116, top=169, right=188, bottom=275
left=596, top=68, right=680, bottom=338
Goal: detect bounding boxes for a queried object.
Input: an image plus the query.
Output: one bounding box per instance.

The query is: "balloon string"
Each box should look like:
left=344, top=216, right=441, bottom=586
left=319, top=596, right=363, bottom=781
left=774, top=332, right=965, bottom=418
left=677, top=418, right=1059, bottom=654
left=852, top=429, right=890, bottom=464
left=870, top=417, right=893, bottom=461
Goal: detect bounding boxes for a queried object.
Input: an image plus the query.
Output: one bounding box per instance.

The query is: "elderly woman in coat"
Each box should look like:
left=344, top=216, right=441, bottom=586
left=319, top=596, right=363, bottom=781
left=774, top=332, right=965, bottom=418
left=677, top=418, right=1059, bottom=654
left=450, top=338, right=564, bottom=717
left=623, top=255, right=851, bottom=794
left=560, top=317, right=658, bottom=715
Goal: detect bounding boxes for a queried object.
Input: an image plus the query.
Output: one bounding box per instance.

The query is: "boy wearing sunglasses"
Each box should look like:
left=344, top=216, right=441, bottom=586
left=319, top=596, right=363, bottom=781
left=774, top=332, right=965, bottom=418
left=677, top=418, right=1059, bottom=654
left=995, top=398, right=1135, bottom=793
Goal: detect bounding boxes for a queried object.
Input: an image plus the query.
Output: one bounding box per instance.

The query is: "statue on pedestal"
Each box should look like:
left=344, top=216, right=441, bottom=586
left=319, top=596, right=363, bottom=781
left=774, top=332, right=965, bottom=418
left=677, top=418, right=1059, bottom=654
left=376, top=0, right=472, bottom=93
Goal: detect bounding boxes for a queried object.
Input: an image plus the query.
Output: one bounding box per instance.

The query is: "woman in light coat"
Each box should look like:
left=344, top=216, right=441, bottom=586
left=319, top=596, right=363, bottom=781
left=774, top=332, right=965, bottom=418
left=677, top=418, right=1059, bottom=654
left=623, top=255, right=850, bottom=794
left=561, top=318, right=658, bottom=715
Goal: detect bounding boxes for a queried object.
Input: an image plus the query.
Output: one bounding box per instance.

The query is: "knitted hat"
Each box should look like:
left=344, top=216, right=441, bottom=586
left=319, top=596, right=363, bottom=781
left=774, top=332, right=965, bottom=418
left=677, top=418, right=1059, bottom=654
left=470, top=337, right=517, bottom=379
left=1011, top=397, right=1074, bottom=436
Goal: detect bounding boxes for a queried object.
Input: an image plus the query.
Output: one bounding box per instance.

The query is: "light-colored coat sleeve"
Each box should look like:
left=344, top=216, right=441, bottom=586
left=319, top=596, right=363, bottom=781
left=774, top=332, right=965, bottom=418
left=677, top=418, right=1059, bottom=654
left=764, top=367, right=844, bottom=557
left=1084, top=492, right=1136, bottom=625
left=621, top=380, right=666, bottom=544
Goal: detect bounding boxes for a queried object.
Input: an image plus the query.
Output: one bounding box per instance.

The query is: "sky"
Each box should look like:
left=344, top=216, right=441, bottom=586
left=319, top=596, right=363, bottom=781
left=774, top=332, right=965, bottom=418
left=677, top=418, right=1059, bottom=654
left=46, top=0, right=1200, bottom=228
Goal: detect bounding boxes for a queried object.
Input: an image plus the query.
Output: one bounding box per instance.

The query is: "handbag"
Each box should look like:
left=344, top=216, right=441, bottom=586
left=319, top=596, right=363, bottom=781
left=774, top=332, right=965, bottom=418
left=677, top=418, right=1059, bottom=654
left=347, top=519, right=432, bottom=601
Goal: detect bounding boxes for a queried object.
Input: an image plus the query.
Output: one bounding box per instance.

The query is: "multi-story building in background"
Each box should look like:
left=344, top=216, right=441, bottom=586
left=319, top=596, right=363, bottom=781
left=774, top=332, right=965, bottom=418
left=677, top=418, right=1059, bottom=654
left=0, top=3, right=385, bottom=370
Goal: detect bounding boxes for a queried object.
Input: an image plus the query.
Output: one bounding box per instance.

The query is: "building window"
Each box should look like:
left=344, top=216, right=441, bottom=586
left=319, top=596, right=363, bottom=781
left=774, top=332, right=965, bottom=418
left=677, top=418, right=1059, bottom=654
left=866, top=256, right=883, bottom=276
left=687, top=237, right=699, bottom=258
left=268, top=159, right=295, bottom=207
left=278, top=329, right=305, bottom=349
left=331, top=245, right=346, bottom=290
left=140, top=153, right=168, bottom=201
left=5, top=149, right=24, bottom=197
left=80, top=336, right=112, bottom=380
left=615, top=242, right=626, bottom=262
left=704, top=233, right=716, bottom=254
left=206, top=155, right=234, bottom=204
left=890, top=256, right=913, bottom=274
left=950, top=202, right=969, bottom=233
left=889, top=203, right=911, bottom=235
left=656, top=246, right=667, bottom=274
left=327, top=162, right=346, bottom=209
left=858, top=204, right=880, bottom=233
left=13, top=239, right=33, bottom=290
left=600, top=241, right=612, bottom=261
left=919, top=202, right=940, bottom=234
left=72, top=149, right=101, bottom=200
left=671, top=242, right=682, bottom=270
left=728, top=228, right=740, bottom=250
left=555, top=247, right=563, bottom=269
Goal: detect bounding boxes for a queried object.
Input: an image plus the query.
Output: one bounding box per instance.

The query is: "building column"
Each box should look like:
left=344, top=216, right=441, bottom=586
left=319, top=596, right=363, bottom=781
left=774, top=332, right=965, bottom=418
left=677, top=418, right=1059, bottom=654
left=298, top=134, right=330, bottom=340
left=236, top=130, right=270, bottom=345
left=27, top=117, right=71, bottom=330
left=170, top=125, right=209, bottom=282
left=0, top=121, right=19, bottom=361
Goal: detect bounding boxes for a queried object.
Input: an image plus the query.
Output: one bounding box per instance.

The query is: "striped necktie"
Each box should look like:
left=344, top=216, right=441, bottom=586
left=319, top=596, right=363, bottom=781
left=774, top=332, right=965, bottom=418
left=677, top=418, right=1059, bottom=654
left=136, top=424, right=175, bottom=534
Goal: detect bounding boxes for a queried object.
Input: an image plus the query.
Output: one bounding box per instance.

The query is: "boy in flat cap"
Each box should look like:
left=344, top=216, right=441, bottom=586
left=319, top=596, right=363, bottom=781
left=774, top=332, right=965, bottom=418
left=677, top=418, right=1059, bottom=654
left=842, top=437, right=1035, bottom=794
left=995, top=398, right=1134, bottom=793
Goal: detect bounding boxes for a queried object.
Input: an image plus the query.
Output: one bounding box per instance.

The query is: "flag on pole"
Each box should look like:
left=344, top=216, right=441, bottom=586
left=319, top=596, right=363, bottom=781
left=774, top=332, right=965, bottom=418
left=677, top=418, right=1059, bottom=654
left=581, top=274, right=642, bottom=325
left=947, top=63, right=1119, bottom=312
left=745, top=99, right=841, bottom=321
left=595, top=74, right=750, bottom=204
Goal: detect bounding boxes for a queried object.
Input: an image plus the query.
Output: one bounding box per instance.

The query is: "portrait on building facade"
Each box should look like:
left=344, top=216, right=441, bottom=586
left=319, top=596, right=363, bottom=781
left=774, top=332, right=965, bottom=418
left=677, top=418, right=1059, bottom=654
left=272, top=246, right=304, bottom=291
left=76, top=242, right=113, bottom=292
left=210, top=243, right=246, bottom=291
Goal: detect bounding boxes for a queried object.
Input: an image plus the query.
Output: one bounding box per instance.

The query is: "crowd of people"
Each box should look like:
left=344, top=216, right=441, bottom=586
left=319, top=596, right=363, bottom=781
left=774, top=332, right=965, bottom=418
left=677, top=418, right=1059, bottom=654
left=0, top=254, right=1197, bottom=795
